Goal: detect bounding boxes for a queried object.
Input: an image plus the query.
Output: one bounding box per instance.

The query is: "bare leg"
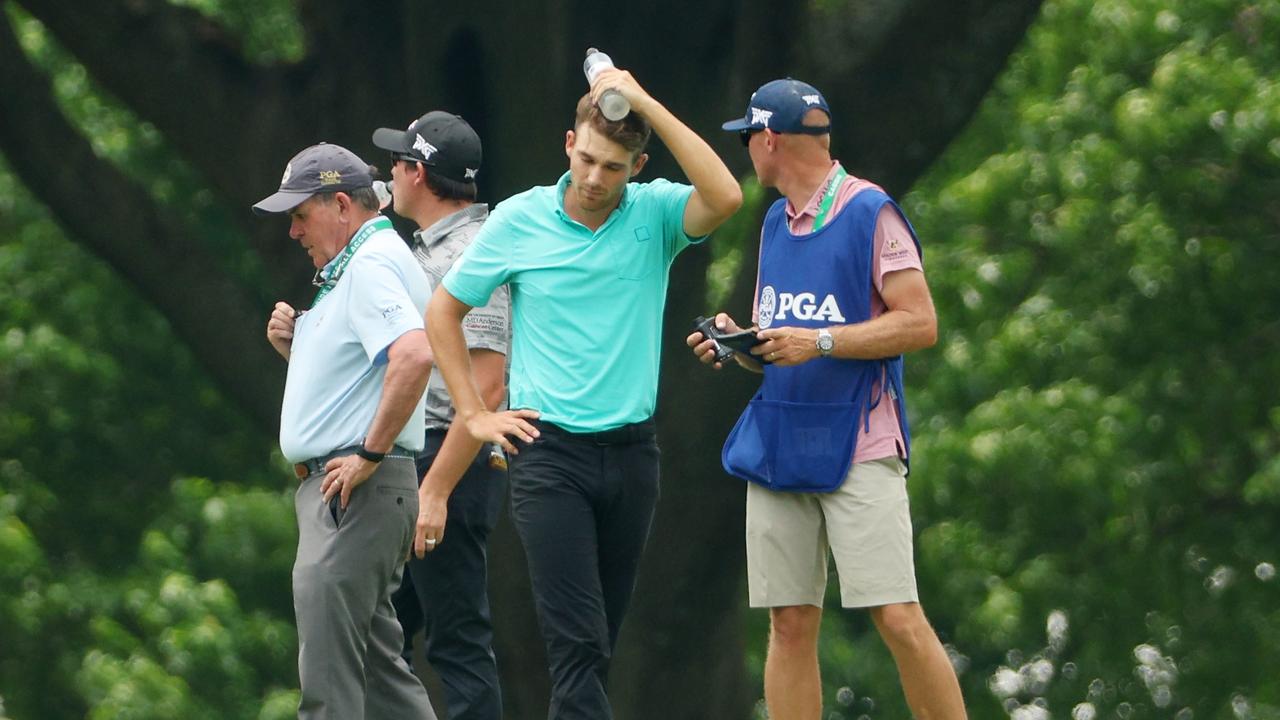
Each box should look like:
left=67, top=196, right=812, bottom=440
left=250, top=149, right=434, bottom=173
left=764, top=605, right=824, bottom=720
left=869, top=602, right=967, bottom=720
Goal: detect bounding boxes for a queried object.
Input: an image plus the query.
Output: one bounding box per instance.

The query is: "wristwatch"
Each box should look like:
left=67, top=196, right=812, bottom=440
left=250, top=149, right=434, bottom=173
left=356, top=441, right=386, bottom=463
left=816, top=328, right=835, bottom=357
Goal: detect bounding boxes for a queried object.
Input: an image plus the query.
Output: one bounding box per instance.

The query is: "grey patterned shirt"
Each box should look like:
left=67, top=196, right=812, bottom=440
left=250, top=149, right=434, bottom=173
left=412, top=204, right=511, bottom=429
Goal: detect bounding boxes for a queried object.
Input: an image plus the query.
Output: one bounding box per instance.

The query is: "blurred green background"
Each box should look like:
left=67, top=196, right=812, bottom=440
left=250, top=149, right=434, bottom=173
left=2, top=0, right=1278, bottom=718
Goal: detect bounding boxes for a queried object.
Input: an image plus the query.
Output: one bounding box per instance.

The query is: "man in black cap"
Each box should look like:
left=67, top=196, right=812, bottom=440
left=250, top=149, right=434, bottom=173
left=371, top=112, right=509, bottom=720
left=257, top=142, right=438, bottom=720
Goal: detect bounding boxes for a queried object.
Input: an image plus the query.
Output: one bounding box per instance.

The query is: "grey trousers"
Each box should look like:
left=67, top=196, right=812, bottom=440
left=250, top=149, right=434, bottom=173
left=292, top=456, right=437, bottom=720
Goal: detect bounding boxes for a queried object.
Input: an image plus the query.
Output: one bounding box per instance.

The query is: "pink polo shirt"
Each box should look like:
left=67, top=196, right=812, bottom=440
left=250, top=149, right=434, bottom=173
left=757, top=162, right=924, bottom=463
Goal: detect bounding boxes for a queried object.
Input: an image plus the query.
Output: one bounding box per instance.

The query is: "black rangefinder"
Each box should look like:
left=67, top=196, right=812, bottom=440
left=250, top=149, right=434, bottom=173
left=693, top=315, right=769, bottom=364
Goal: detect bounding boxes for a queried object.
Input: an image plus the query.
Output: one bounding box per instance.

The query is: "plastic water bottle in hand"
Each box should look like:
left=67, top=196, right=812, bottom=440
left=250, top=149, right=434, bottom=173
left=583, top=47, right=630, bottom=121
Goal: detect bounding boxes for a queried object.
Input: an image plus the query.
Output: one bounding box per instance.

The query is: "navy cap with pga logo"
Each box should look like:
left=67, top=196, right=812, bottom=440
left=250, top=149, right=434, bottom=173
left=722, top=78, right=832, bottom=135
left=371, top=111, right=482, bottom=185
left=252, top=143, right=374, bottom=214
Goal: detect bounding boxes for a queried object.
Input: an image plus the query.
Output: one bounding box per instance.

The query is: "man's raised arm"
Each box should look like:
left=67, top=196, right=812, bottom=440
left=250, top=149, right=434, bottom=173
left=590, top=69, right=743, bottom=237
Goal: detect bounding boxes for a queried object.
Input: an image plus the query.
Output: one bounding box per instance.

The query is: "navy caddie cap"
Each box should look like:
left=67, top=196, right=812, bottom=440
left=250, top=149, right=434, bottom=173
left=253, top=143, right=374, bottom=214
left=372, top=111, right=482, bottom=185
left=721, top=78, right=832, bottom=135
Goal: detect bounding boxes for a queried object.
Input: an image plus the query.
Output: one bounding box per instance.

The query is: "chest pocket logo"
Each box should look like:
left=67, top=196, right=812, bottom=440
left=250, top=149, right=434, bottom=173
left=610, top=225, right=656, bottom=281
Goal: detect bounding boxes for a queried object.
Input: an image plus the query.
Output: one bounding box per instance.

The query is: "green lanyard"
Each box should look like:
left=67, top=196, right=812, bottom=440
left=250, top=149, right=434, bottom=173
left=312, top=216, right=393, bottom=304
left=811, top=166, right=849, bottom=232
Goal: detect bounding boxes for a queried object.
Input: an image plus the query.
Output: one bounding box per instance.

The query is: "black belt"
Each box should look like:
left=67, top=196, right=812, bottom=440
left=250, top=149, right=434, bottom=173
left=293, top=444, right=414, bottom=480
left=535, top=417, right=656, bottom=446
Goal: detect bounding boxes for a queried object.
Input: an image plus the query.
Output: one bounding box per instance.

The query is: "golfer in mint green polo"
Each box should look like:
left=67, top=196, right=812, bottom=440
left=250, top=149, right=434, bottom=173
left=428, top=67, right=742, bottom=720
left=442, top=170, right=693, bottom=432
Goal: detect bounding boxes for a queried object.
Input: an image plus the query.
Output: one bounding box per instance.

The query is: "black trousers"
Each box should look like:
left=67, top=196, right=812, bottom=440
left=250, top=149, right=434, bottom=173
left=392, top=429, right=506, bottom=720
left=509, top=418, right=660, bottom=720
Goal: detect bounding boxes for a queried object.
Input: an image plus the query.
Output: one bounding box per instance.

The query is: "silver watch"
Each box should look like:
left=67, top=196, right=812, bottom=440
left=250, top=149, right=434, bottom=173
left=816, top=328, right=835, bottom=357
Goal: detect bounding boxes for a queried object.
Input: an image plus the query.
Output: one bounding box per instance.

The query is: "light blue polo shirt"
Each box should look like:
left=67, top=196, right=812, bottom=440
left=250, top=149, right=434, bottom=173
left=280, top=217, right=431, bottom=462
left=442, top=172, right=700, bottom=432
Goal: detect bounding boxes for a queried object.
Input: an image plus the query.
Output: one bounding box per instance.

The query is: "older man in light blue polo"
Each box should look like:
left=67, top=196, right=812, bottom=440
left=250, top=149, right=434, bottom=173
left=257, top=142, right=437, bottom=720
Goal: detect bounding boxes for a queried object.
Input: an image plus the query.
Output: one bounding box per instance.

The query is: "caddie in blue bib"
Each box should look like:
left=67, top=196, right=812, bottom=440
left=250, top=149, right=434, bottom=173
left=721, top=188, right=921, bottom=492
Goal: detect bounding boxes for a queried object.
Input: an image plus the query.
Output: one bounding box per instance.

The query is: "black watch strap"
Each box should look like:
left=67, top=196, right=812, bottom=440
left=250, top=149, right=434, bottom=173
left=356, top=442, right=386, bottom=463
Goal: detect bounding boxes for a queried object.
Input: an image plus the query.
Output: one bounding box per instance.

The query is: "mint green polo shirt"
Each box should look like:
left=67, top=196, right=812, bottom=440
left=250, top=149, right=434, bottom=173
left=442, top=172, right=701, bottom=432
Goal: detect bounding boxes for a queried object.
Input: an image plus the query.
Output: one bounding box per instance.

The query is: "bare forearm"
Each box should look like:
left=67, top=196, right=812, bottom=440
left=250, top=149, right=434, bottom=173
left=831, top=310, right=937, bottom=359
left=420, top=349, right=505, bottom=499
left=420, top=422, right=484, bottom=500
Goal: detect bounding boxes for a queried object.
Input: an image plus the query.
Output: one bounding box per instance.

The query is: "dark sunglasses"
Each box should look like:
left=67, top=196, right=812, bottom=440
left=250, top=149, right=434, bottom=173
left=739, top=125, right=831, bottom=147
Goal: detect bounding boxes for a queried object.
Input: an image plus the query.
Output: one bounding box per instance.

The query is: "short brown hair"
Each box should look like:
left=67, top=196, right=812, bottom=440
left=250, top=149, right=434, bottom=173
left=574, top=93, right=652, bottom=157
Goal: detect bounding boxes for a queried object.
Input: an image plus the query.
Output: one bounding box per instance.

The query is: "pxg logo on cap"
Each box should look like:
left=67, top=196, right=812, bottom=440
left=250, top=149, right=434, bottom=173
left=253, top=143, right=374, bottom=214
left=372, top=111, right=482, bottom=185
left=722, top=78, right=832, bottom=135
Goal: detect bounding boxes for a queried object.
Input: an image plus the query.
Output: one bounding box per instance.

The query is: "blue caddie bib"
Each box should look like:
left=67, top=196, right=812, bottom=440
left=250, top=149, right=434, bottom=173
left=721, top=188, right=920, bottom=492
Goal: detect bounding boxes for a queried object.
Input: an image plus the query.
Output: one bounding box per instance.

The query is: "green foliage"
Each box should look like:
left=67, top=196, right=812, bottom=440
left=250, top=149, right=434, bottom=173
left=706, top=175, right=766, bottom=310
left=0, top=473, right=298, bottom=719
left=0, top=49, right=285, bottom=714
left=7, top=5, right=273, bottom=295
left=166, top=0, right=305, bottom=64
left=739, top=0, right=1280, bottom=717
left=854, top=0, right=1280, bottom=717
left=0, top=6, right=321, bottom=718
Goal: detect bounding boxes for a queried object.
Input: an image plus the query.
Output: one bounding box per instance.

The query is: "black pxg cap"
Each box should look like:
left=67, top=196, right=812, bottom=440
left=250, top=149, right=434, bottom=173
left=372, top=111, right=482, bottom=185
left=252, top=143, right=373, bottom=214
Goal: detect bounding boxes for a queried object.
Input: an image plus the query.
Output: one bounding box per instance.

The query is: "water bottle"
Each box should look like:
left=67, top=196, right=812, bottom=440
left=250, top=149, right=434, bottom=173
left=582, top=47, right=630, bottom=121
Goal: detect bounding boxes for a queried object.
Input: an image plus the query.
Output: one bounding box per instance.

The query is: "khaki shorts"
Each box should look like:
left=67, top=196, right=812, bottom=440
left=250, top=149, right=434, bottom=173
left=746, top=456, right=919, bottom=608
